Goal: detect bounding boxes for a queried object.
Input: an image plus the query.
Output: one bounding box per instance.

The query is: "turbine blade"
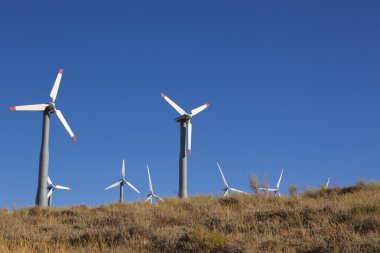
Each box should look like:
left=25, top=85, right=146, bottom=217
left=278, top=191, right=281, bottom=196
left=126, top=181, right=140, bottom=194
left=191, top=103, right=210, bottom=116
left=105, top=180, right=122, bottom=190
left=217, top=162, right=229, bottom=188
left=47, top=176, right=53, bottom=185
left=9, top=104, right=48, bottom=111
left=55, top=109, right=76, bottom=142
left=223, top=190, right=229, bottom=197
left=145, top=195, right=153, bottom=203
left=187, top=121, right=192, bottom=155
left=147, top=165, right=153, bottom=193
left=276, top=169, right=283, bottom=189
left=154, top=194, right=164, bottom=201
left=55, top=185, right=72, bottom=190
left=47, top=189, right=53, bottom=198
left=230, top=188, right=249, bottom=195
left=160, top=93, right=187, bottom=115
left=121, top=159, right=125, bottom=179
left=326, top=177, right=330, bottom=188
left=50, top=69, right=63, bottom=102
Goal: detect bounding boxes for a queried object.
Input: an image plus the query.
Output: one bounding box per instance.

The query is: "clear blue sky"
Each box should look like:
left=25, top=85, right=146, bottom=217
left=0, top=1, right=379, bottom=207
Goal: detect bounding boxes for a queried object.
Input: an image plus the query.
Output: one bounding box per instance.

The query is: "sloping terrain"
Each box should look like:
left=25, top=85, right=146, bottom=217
left=0, top=182, right=378, bottom=253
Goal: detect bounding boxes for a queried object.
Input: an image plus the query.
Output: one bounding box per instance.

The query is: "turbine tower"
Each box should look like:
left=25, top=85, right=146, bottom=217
left=161, top=93, right=209, bottom=198
left=105, top=159, right=140, bottom=202
left=217, top=162, right=249, bottom=197
left=10, top=69, right=76, bottom=207
left=145, top=165, right=164, bottom=203
left=259, top=169, right=284, bottom=196
left=47, top=175, right=72, bottom=207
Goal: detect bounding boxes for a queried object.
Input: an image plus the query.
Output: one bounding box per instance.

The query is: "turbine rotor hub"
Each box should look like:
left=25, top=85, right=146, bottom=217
left=175, top=114, right=191, bottom=123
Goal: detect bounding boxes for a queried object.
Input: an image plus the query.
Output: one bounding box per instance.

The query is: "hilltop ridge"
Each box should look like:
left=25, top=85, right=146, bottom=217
left=0, top=182, right=379, bottom=253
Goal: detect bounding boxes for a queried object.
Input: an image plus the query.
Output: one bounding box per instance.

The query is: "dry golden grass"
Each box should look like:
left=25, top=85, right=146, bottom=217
left=0, top=181, right=379, bottom=253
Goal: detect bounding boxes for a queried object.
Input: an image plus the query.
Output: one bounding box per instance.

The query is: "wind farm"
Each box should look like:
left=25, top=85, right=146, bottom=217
left=0, top=1, right=379, bottom=253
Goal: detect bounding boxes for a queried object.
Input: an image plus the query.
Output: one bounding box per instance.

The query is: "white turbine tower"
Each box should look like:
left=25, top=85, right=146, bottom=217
left=145, top=165, right=164, bottom=203
left=105, top=159, right=140, bottom=202
left=47, top=176, right=72, bottom=207
left=260, top=169, right=283, bottom=196
left=10, top=69, right=76, bottom=207
left=161, top=93, right=210, bottom=198
left=217, top=162, right=249, bottom=197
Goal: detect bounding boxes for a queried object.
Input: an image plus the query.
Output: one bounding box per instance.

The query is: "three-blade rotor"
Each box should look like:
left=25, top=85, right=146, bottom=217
left=105, top=159, right=140, bottom=194
left=259, top=169, right=284, bottom=196
left=9, top=69, right=77, bottom=142
left=145, top=165, right=164, bottom=203
left=47, top=175, right=72, bottom=198
left=217, top=162, right=249, bottom=197
left=161, top=93, right=209, bottom=155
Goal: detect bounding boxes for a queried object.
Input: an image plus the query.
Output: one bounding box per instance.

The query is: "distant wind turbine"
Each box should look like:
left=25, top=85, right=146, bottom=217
left=47, top=176, right=72, bottom=207
left=260, top=169, right=283, bottom=196
left=145, top=165, right=164, bottom=203
left=10, top=69, right=76, bottom=207
left=217, top=162, right=249, bottom=197
left=105, top=159, right=140, bottom=202
left=161, top=93, right=210, bottom=198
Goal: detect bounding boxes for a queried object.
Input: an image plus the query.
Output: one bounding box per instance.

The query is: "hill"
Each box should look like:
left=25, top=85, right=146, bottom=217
left=0, top=181, right=379, bottom=253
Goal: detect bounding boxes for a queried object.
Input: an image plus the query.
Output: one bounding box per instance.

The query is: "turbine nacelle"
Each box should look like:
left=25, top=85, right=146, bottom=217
left=175, top=114, right=192, bottom=123
left=47, top=102, right=56, bottom=111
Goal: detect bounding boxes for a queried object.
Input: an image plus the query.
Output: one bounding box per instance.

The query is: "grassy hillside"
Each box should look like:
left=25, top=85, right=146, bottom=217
left=0, top=182, right=379, bottom=253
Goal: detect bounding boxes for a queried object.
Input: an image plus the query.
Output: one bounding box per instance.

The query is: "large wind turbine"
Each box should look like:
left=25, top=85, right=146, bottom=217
left=145, top=165, right=164, bottom=203
left=260, top=169, right=284, bottom=196
left=105, top=159, right=140, bottom=202
left=9, top=69, right=76, bottom=207
left=217, top=162, right=249, bottom=197
left=161, top=93, right=209, bottom=198
left=47, top=176, right=72, bottom=207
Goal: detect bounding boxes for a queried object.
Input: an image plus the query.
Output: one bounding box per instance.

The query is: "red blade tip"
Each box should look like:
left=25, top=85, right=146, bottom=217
left=72, top=136, right=77, bottom=142
left=59, top=69, right=63, bottom=74
left=188, top=150, right=191, bottom=155
left=160, top=92, right=166, bottom=98
left=9, top=106, right=16, bottom=111
left=206, top=103, right=210, bottom=107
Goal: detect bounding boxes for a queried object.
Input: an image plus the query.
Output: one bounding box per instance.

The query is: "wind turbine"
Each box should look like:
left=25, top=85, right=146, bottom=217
left=217, top=162, right=249, bottom=197
left=47, top=176, right=72, bottom=207
left=145, top=165, right=164, bottom=203
left=9, top=69, right=76, bottom=207
left=326, top=177, right=330, bottom=188
left=105, top=159, right=140, bottom=202
left=260, top=169, right=283, bottom=196
left=161, top=93, right=210, bottom=198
